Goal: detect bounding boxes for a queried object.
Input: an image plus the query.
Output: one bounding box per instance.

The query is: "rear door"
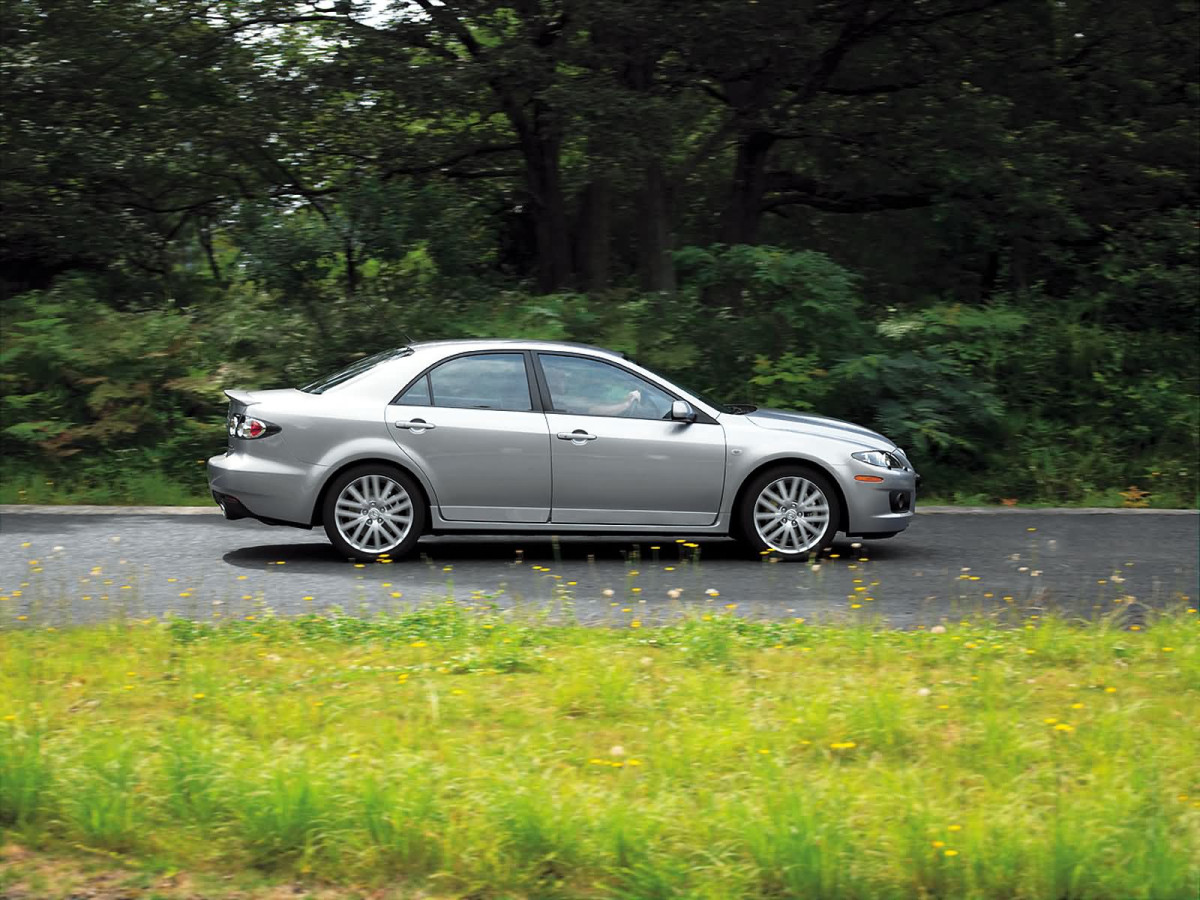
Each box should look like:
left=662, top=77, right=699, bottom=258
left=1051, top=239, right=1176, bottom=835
left=537, top=353, right=726, bottom=525
left=387, top=352, right=552, bottom=522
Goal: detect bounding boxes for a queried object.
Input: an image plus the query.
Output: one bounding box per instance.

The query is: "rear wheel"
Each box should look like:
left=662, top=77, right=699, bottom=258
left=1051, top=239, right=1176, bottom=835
left=737, top=466, right=841, bottom=558
left=322, top=464, right=425, bottom=562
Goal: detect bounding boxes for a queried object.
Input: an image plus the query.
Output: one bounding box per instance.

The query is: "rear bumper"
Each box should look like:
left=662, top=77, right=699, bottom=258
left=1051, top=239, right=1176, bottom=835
left=211, top=490, right=251, bottom=521
left=211, top=489, right=309, bottom=528
left=207, top=452, right=322, bottom=528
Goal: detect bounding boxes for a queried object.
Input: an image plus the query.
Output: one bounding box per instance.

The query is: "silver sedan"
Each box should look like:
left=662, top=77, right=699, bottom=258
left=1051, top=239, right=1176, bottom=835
left=208, top=340, right=919, bottom=561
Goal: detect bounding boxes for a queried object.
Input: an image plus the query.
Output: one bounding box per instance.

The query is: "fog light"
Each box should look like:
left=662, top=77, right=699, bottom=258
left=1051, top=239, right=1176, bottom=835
left=889, top=491, right=911, bottom=512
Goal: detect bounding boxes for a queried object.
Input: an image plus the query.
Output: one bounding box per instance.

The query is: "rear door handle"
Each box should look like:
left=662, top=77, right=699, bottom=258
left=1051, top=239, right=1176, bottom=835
left=394, top=419, right=436, bottom=431
left=557, top=430, right=597, bottom=443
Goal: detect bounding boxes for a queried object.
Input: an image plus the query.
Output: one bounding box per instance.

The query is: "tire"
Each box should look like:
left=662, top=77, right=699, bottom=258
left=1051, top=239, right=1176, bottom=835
left=321, top=464, right=426, bottom=562
left=737, top=465, right=841, bottom=558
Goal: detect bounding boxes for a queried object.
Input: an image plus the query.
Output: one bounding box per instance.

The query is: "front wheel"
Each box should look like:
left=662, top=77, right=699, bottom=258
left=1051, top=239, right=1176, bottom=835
left=737, top=466, right=841, bottom=558
left=322, top=465, right=425, bottom=562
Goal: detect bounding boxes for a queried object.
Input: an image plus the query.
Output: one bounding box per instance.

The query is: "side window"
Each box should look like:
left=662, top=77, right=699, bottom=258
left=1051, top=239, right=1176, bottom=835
left=395, top=376, right=431, bottom=406
left=427, top=353, right=533, bottom=411
left=540, top=354, right=674, bottom=420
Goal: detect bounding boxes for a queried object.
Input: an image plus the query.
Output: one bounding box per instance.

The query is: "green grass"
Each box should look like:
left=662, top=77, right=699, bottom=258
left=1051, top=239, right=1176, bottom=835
left=912, top=489, right=1195, bottom=511
left=2, top=605, right=1198, bottom=899
left=0, top=466, right=211, bottom=506
left=919, top=484, right=1198, bottom=509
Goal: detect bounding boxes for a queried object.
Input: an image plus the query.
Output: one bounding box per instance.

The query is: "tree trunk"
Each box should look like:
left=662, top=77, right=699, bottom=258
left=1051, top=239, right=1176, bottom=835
left=1009, top=235, right=1032, bottom=293
left=527, top=135, right=573, bottom=293
left=638, top=161, right=675, bottom=293
left=199, top=222, right=222, bottom=283
left=344, top=236, right=358, bottom=299
left=575, top=178, right=612, bottom=293
left=719, top=131, right=775, bottom=245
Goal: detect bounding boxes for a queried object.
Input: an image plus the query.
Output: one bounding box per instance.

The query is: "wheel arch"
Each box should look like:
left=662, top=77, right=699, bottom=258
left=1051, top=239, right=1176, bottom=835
left=730, top=457, right=849, bottom=537
left=310, top=457, right=434, bottom=529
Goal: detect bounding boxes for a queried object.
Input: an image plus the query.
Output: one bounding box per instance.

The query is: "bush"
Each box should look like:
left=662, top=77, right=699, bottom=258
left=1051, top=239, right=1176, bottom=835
left=2, top=248, right=1196, bottom=507
left=0, top=277, right=226, bottom=479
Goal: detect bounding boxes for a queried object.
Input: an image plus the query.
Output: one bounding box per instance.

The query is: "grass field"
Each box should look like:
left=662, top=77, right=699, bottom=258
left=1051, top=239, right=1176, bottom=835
left=2, top=601, right=1198, bottom=899
left=0, top=468, right=212, bottom=507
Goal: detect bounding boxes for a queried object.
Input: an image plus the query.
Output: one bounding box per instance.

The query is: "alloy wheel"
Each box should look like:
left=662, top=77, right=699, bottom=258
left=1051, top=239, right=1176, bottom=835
left=333, top=474, right=414, bottom=553
left=752, top=475, right=831, bottom=555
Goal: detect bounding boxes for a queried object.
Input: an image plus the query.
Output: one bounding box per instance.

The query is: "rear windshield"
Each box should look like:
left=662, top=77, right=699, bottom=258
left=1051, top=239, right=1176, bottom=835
left=300, top=347, right=413, bottom=394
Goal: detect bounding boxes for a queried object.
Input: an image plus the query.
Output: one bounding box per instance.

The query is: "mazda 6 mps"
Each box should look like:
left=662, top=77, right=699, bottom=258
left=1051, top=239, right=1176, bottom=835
left=208, top=340, right=918, bottom=561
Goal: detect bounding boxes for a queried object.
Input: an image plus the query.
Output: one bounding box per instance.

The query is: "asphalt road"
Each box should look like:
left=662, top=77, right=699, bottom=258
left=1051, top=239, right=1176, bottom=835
left=1, top=508, right=1196, bottom=627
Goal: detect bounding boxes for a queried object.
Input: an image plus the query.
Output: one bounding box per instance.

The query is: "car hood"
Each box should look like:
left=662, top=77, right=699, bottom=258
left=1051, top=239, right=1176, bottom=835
left=743, top=408, right=894, bottom=449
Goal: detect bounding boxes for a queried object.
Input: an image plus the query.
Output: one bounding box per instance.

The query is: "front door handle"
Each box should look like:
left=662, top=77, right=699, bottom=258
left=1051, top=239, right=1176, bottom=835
left=557, top=429, right=598, bottom=443
left=394, top=419, right=436, bottom=432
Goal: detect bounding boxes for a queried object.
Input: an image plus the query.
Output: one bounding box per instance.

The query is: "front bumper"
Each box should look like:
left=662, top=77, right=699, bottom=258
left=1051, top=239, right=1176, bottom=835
left=841, top=464, right=920, bottom=537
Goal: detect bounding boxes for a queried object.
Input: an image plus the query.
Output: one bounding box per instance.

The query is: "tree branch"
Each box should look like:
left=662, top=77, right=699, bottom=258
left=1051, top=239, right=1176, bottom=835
left=410, top=0, right=539, bottom=168
left=886, top=0, right=1017, bottom=28
left=698, top=81, right=731, bottom=105
left=411, top=0, right=486, bottom=59
left=763, top=173, right=933, bottom=212
left=822, top=78, right=925, bottom=96
left=764, top=191, right=933, bottom=213
left=442, top=169, right=523, bottom=180
left=379, top=144, right=520, bottom=180
left=122, top=196, right=226, bottom=215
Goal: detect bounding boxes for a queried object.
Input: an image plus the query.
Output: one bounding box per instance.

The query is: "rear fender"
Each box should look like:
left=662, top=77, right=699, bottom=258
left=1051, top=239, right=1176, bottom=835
left=308, top=437, right=439, bottom=525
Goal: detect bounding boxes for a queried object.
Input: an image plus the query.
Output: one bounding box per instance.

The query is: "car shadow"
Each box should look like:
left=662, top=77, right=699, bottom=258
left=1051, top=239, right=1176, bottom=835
left=221, top=534, right=918, bottom=569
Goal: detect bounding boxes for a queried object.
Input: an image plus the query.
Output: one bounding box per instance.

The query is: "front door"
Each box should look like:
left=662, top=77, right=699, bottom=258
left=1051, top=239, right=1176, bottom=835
left=387, top=352, right=551, bottom=522
left=538, top=353, right=726, bottom=525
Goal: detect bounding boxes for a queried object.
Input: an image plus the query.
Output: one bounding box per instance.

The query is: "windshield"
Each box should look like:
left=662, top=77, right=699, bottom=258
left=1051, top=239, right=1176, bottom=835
left=642, top=366, right=750, bottom=414
left=678, top=383, right=735, bottom=412
left=300, top=347, right=413, bottom=394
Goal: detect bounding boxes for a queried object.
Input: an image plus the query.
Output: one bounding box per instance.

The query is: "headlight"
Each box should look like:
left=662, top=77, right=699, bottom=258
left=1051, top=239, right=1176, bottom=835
left=852, top=450, right=905, bottom=469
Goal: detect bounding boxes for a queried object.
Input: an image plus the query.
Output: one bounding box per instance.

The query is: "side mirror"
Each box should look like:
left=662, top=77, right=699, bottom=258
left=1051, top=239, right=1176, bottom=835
left=671, top=400, right=697, bottom=423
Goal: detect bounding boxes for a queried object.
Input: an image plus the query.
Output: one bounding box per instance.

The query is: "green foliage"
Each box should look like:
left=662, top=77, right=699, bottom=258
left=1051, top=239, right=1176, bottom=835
left=3, top=245, right=1197, bottom=507
left=0, top=278, right=224, bottom=474
left=827, top=303, right=1024, bottom=459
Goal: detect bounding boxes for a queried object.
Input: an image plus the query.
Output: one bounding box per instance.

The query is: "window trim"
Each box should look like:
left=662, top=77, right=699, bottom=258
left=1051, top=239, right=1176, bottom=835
left=395, top=373, right=432, bottom=406
left=532, top=351, right=718, bottom=424
left=389, top=350, right=544, bottom=413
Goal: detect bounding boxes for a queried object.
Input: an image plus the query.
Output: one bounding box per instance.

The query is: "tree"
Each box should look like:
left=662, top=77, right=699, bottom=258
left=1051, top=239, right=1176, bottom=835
left=0, top=0, right=268, bottom=297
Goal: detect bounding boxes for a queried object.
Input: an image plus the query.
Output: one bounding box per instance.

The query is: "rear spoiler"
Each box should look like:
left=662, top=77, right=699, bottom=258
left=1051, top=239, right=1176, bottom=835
left=223, top=389, right=259, bottom=408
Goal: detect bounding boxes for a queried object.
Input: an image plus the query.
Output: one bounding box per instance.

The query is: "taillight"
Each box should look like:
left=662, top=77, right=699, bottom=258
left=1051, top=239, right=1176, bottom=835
left=228, top=414, right=280, bottom=440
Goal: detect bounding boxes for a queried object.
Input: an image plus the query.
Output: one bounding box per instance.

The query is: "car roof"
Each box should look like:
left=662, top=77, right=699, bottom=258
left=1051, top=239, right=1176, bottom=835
left=408, top=339, right=627, bottom=359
